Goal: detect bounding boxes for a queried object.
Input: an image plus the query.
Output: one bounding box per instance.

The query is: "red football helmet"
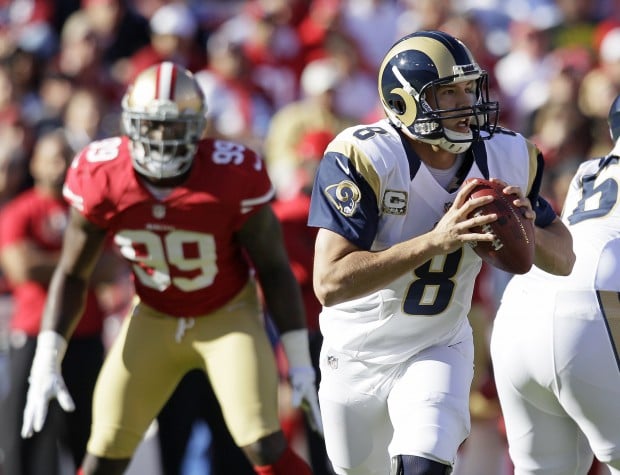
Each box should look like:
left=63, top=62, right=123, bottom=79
left=122, top=62, right=207, bottom=179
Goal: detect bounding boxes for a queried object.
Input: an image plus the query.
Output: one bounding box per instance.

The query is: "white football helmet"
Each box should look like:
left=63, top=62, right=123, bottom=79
left=121, top=62, right=207, bottom=179
left=378, top=30, right=499, bottom=154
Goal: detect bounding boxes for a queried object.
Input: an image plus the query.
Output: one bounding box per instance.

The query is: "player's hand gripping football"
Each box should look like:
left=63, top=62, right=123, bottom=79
left=429, top=178, right=500, bottom=254
left=281, top=329, right=324, bottom=436
left=490, top=178, right=536, bottom=220
left=21, top=331, right=75, bottom=438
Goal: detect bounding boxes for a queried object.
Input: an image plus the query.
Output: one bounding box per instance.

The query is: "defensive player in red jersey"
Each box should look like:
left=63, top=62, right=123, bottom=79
left=20, top=62, right=320, bottom=475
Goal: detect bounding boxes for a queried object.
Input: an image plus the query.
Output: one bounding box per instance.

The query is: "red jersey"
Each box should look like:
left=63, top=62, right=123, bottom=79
left=63, top=136, right=274, bottom=317
left=0, top=189, right=104, bottom=336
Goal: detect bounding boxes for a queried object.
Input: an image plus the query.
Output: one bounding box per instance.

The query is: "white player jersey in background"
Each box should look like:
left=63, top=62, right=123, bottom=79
left=508, top=156, right=620, bottom=294
left=491, top=153, right=620, bottom=475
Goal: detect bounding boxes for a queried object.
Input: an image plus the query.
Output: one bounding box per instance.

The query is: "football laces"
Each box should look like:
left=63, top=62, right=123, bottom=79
left=472, top=210, right=503, bottom=250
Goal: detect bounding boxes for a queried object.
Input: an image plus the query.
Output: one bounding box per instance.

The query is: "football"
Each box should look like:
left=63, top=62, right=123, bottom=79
left=464, top=178, right=535, bottom=274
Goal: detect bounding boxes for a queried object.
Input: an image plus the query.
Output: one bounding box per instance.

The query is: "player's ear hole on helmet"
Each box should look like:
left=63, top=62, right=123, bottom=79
left=389, top=98, right=406, bottom=115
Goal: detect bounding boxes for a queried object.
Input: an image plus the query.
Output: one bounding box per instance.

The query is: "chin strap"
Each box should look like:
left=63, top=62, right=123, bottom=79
left=435, top=138, right=472, bottom=154
left=387, top=112, right=472, bottom=155
left=439, top=128, right=474, bottom=154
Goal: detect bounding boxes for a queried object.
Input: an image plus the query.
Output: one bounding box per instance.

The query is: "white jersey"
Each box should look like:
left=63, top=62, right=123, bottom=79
left=506, top=156, right=620, bottom=295
left=309, top=119, right=555, bottom=364
left=491, top=155, right=620, bottom=474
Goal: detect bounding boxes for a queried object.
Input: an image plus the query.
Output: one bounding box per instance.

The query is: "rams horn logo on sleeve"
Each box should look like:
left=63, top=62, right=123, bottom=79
left=324, top=180, right=361, bottom=217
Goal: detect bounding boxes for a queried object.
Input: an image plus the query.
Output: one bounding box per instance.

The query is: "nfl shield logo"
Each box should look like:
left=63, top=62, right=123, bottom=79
left=152, top=204, right=166, bottom=219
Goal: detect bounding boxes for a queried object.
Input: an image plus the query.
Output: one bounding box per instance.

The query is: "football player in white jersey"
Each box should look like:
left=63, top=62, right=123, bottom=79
left=490, top=96, right=620, bottom=475
left=308, top=30, right=575, bottom=475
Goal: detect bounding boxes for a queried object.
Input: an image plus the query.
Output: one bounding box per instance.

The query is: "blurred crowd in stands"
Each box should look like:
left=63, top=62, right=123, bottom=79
left=1, top=0, right=620, bottom=214
left=0, top=0, right=619, bottom=474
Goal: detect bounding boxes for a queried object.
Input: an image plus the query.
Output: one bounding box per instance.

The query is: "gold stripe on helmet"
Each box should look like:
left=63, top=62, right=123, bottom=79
left=379, top=36, right=467, bottom=88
